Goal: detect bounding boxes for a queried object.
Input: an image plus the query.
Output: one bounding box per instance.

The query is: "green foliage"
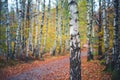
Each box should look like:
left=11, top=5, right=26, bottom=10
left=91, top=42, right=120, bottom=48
left=78, top=0, right=87, bottom=46
left=100, top=59, right=105, bottom=65
left=0, top=26, right=7, bottom=53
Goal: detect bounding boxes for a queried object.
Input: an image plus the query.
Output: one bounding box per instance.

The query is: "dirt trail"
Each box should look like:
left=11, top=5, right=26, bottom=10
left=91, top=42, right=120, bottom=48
left=7, top=56, right=69, bottom=80
left=1, top=48, right=111, bottom=80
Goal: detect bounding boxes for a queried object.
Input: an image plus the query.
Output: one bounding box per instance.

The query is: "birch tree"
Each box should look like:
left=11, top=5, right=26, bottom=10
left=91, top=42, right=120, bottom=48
left=87, top=0, right=93, bottom=61
left=34, top=0, right=40, bottom=58
left=103, top=0, right=109, bottom=52
left=26, top=0, right=33, bottom=60
left=68, top=0, right=81, bottom=79
left=58, top=0, right=64, bottom=54
left=50, top=0, right=58, bottom=56
left=112, top=0, right=120, bottom=72
left=39, top=0, right=45, bottom=58
left=64, top=0, right=69, bottom=52
left=102, top=0, right=110, bottom=66
left=42, top=0, right=51, bottom=54
left=3, top=0, right=12, bottom=60
left=117, top=0, right=120, bottom=72
left=98, top=0, right=102, bottom=55
left=21, top=0, right=26, bottom=49
left=14, top=0, right=22, bottom=59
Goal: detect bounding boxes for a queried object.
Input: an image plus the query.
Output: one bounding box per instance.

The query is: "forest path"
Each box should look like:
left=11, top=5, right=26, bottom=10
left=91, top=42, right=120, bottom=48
left=1, top=48, right=111, bottom=80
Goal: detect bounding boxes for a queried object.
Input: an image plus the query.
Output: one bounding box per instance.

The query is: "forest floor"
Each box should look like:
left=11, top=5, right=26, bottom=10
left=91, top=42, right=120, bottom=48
left=0, top=48, right=111, bottom=80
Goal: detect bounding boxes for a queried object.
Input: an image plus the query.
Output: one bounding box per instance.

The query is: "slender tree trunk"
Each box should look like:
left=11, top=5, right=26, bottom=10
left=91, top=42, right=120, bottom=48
left=3, top=0, right=12, bottom=60
left=42, top=0, right=51, bottom=54
left=14, top=0, right=22, bottom=59
left=98, top=0, right=102, bottom=55
left=112, top=0, right=120, bottom=72
left=28, top=0, right=33, bottom=53
left=68, top=0, right=81, bottom=80
left=64, top=0, right=69, bottom=52
left=117, top=0, right=120, bottom=72
left=34, top=0, right=40, bottom=58
left=39, top=0, right=45, bottom=58
left=87, top=0, right=93, bottom=61
left=102, top=0, right=109, bottom=66
left=21, top=0, right=26, bottom=47
left=103, top=0, right=109, bottom=52
left=51, top=0, right=59, bottom=56
left=58, top=0, right=63, bottom=54
left=19, top=0, right=26, bottom=58
left=26, top=0, right=33, bottom=60
left=54, top=0, right=58, bottom=55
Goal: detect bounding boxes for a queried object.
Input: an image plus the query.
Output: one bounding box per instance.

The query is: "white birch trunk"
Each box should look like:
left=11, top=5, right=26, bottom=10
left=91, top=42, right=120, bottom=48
left=103, top=0, right=109, bottom=51
left=112, top=0, right=120, bottom=72
left=26, top=0, right=33, bottom=60
left=14, top=0, right=22, bottom=59
left=50, top=0, right=58, bottom=56
left=68, top=0, right=81, bottom=79
left=42, top=0, right=51, bottom=54
left=38, top=0, right=45, bottom=58
left=58, top=0, right=63, bottom=54
left=87, top=0, right=93, bottom=61
left=3, top=0, right=12, bottom=60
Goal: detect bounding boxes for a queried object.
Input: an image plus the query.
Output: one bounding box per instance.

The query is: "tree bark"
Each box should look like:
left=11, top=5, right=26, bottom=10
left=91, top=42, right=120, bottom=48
left=14, top=0, right=22, bottom=59
left=112, top=0, right=120, bottom=72
left=42, top=0, right=51, bottom=54
left=39, top=0, right=45, bottom=58
left=68, top=0, right=81, bottom=80
left=51, top=0, right=59, bottom=56
left=87, top=0, right=93, bottom=61
left=98, top=0, right=102, bottom=55
left=3, top=0, right=12, bottom=60
left=58, top=0, right=64, bottom=54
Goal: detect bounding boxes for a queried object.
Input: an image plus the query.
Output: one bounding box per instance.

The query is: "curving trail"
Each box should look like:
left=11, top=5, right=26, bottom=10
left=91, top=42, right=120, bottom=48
left=7, top=56, right=70, bottom=80
left=1, top=48, right=111, bottom=80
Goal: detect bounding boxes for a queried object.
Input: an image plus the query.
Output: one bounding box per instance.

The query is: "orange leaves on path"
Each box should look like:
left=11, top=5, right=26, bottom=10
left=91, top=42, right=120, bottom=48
left=0, top=52, right=111, bottom=80
left=81, top=56, right=111, bottom=80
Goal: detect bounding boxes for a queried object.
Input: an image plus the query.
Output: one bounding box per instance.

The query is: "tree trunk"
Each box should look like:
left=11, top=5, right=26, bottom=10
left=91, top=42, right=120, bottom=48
left=64, top=0, right=69, bottom=52
left=98, top=0, right=102, bottom=55
left=3, top=0, right=12, bottom=60
left=68, top=0, right=81, bottom=80
left=103, top=0, right=109, bottom=52
left=102, top=0, right=109, bottom=66
left=58, top=0, right=63, bottom=54
left=26, top=0, right=33, bottom=60
left=42, top=0, right=51, bottom=54
left=87, top=0, right=93, bottom=61
left=39, top=0, right=45, bottom=59
left=14, top=0, right=22, bottom=59
left=112, top=0, right=120, bottom=72
left=51, top=0, right=59, bottom=56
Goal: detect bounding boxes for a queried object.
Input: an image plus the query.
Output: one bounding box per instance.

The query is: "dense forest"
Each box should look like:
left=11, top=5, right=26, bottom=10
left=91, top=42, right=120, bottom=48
left=0, top=0, right=120, bottom=80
